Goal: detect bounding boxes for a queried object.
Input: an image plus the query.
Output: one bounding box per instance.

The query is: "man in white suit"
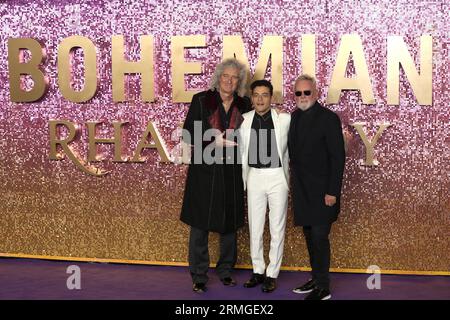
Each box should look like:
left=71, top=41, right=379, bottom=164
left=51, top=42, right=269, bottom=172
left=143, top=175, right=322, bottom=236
left=239, top=80, right=290, bottom=292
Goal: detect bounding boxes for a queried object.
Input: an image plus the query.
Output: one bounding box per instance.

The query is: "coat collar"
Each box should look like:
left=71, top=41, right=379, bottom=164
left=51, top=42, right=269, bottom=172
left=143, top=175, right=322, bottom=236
left=205, top=89, right=245, bottom=131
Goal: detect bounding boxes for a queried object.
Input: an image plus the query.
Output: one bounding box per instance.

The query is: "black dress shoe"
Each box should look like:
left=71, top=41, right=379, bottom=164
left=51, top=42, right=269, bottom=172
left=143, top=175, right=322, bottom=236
left=243, top=273, right=265, bottom=288
left=262, top=277, right=277, bottom=293
left=220, top=277, right=236, bottom=286
left=292, top=279, right=316, bottom=294
left=193, top=282, right=207, bottom=293
left=305, top=288, right=331, bottom=300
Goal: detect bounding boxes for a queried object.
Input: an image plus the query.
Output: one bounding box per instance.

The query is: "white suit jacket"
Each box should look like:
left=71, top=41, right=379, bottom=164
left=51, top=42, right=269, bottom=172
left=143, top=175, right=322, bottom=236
left=239, top=108, right=291, bottom=190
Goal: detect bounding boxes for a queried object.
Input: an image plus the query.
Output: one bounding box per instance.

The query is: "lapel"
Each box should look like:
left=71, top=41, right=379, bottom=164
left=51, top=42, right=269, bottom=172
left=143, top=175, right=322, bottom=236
left=205, top=89, right=245, bottom=131
left=298, top=101, right=321, bottom=150
left=271, top=108, right=283, bottom=161
left=288, top=102, right=322, bottom=152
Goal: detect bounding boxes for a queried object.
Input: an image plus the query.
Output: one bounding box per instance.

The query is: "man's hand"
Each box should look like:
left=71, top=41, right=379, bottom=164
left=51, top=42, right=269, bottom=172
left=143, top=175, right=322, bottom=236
left=324, top=194, right=336, bottom=206
left=215, top=131, right=238, bottom=147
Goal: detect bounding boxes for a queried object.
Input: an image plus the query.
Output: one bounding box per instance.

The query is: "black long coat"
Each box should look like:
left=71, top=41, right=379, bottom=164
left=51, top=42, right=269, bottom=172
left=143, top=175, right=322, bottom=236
left=288, top=102, right=346, bottom=226
left=180, top=90, right=251, bottom=233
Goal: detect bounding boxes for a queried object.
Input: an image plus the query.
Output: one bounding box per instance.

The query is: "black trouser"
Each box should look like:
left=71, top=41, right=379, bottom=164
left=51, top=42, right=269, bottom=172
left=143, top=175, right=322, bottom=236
left=188, top=226, right=237, bottom=284
left=303, top=224, right=332, bottom=290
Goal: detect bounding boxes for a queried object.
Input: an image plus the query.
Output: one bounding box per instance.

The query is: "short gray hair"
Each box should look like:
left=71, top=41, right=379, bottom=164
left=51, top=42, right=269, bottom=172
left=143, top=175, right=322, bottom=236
left=294, top=74, right=317, bottom=91
left=209, top=58, right=248, bottom=97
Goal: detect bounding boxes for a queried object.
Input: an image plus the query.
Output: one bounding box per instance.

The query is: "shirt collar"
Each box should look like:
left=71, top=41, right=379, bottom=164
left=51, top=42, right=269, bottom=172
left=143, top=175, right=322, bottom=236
left=254, top=109, right=272, bottom=121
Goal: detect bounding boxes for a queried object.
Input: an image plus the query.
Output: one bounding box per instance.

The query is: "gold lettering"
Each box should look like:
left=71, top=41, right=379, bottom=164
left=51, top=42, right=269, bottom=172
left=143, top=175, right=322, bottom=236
left=132, top=121, right=171, bottom=162
left=86, top=121, right=128, bottom=162
left=351, top=122, right=391, bottom=166
left=112, top=35, right=154, bottom=102
left=58, top=35, right=97, bottom=102
left=327, top=34, right=375, bottom=104
left=171, top=35, right=206, bottom=103
left=387, top=35, right=432, bottom=105
left=49, top=120, right=108, bottom=176
left=8, top=38, right=49, bottom=102
left=223, top=35, right=283, bottom=103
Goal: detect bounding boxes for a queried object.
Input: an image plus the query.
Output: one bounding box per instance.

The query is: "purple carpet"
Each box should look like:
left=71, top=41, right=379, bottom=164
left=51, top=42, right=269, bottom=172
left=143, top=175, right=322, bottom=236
left=0, top=258, right=448, bottom=300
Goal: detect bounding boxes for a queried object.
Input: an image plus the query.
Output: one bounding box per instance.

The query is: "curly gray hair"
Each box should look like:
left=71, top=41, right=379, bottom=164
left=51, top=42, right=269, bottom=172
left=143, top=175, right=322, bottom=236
left=209, top=58, right=248, bottom=97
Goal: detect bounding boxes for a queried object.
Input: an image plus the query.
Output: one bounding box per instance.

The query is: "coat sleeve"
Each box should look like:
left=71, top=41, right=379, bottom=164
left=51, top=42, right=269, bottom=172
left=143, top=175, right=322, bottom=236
left=325, top=112, right=346, bottom=197
left=182, top=94, right=202, bottom=145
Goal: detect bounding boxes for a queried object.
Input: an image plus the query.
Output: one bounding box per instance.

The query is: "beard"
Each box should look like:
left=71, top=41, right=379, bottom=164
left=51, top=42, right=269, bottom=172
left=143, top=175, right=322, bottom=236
left=296, top=100, right=314, bottom=111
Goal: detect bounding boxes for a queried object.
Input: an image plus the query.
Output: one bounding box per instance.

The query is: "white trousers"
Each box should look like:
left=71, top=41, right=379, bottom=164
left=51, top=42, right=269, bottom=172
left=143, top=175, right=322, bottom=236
left=247, top=167, right=288, bottom=278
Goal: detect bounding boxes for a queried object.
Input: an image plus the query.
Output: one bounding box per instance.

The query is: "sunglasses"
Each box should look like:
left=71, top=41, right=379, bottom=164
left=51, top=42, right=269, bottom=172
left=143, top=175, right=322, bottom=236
left=295, top=90, right=312, bottom=97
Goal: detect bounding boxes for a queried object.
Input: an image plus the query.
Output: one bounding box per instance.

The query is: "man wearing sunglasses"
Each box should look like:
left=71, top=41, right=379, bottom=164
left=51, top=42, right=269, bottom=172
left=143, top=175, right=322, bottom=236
left=288, top=74, right=346, bottom=300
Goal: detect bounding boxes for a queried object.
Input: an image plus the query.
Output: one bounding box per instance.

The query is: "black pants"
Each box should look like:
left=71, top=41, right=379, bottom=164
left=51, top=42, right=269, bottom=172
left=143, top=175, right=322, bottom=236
left=188, top=226, right=237, bottom=284
left=303, top=224, right=332, bottom=290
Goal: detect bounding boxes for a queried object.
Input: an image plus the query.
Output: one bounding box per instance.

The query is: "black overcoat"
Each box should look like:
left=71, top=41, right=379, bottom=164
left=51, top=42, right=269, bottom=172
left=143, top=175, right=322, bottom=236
left=288, top=102, right=346, bottom=226
left=180, top=89, right=251, bottom=233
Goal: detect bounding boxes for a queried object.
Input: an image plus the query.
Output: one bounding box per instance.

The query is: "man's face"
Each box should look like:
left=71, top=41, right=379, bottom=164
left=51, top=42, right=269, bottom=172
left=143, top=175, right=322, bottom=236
left=219, top=67, right=240, bottom=95
left=294, top=80, right=318, bottom=111
left=251, top=85, right=272, bottom=115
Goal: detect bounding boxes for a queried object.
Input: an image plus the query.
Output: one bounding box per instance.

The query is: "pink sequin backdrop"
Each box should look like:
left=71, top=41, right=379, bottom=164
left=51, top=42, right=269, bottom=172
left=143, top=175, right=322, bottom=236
left=0, top=0, right=448, bottom=273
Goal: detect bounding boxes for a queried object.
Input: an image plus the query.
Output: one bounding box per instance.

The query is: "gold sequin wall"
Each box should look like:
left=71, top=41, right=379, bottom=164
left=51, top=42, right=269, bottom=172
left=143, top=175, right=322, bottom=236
left=0, top=0, right=449, bottom=273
